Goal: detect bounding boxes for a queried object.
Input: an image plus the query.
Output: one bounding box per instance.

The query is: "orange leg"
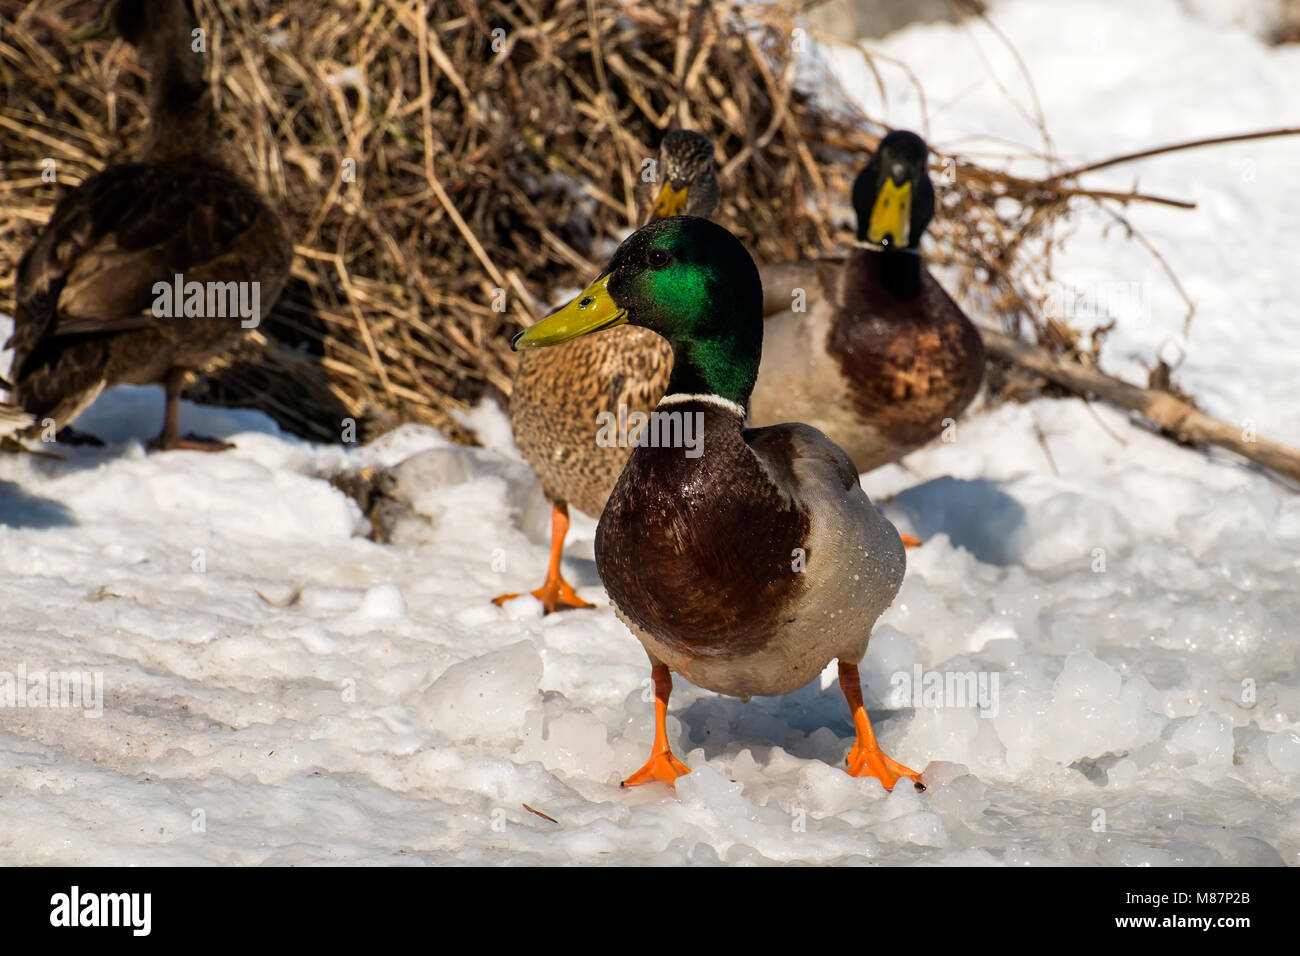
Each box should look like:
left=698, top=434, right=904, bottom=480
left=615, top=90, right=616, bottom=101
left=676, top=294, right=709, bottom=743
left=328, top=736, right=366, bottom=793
left=839, top=661, right=925, bottom=792
left=622, top=664, right=691, bottom=789
left=900, top=534, right=922, bottom=549
left=492, top=502, right=594, bottom=614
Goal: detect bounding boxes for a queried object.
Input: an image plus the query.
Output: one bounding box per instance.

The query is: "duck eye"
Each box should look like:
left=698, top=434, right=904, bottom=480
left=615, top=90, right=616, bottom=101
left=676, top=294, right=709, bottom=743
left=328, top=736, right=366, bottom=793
left=647, top=249, right=670, bottom=268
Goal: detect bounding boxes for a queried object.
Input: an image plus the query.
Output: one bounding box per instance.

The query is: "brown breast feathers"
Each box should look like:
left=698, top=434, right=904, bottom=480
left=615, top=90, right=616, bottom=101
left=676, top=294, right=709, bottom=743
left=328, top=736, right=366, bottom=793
left=594, top=400, right=809, bottom=659
left=826, top=249, right=985, bottom=449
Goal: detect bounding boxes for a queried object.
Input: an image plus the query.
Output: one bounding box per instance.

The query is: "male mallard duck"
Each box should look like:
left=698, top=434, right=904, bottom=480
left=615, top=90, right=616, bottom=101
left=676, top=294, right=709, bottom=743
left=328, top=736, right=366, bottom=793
left=494, top=130, right=717, bottom=613
left=4, top=0, right=292, bottom=451
left=513, top=216, right=923, bottom=792
left=749, top=131, right=985, bottom=478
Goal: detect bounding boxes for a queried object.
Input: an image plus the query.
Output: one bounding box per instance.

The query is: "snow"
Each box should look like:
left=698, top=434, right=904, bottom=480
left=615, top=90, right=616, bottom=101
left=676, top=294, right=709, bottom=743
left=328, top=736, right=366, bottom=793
left=1, top=0, right=1298, bottom=865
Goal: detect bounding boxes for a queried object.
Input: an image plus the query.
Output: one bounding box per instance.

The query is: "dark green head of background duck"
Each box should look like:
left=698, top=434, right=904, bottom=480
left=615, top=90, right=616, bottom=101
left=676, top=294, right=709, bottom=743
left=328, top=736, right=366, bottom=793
left=514, top=217, right=762, bottom=408
left=851, top=130, right=935, bottom=299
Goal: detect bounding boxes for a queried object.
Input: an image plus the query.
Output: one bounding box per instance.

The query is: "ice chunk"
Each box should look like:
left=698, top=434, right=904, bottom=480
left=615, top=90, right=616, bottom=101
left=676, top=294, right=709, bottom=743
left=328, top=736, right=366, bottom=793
left=354, top=583, right=407, bottom=619
left=414, top=641, right=544, bottom=745
left=1167, top=711, right=1233, bottom=772
left=1267, top=730, right=1300, bottom=775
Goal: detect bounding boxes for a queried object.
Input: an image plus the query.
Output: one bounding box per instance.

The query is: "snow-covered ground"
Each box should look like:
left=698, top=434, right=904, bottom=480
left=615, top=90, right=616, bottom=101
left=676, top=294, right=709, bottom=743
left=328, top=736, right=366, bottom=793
left=1, top=0, right=1297, bottom=865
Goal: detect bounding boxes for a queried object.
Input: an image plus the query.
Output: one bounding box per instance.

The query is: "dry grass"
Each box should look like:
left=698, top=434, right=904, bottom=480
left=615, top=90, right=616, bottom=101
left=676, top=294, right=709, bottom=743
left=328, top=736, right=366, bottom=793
left=0, top=0, right=1192, bottom=442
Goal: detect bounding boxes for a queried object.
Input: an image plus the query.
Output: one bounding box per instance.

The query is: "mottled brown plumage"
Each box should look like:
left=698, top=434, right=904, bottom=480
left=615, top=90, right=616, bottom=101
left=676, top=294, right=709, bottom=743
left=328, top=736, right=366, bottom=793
left=509, top=131, right=716, bottom=523
left=640, top=129, right=720, bottom=220
left=4, top=0, right=291, bottom=449
left=510, top=326, right=672, bottom=517
left=497, top=132, right=718, bottom=613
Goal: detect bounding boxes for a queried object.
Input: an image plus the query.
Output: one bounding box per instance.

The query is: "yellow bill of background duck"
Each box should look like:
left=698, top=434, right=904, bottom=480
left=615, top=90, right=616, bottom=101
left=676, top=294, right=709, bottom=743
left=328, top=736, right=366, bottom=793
left=866, top=175, right=913, bottom=248
left=650, top=181, right=690, bottom=221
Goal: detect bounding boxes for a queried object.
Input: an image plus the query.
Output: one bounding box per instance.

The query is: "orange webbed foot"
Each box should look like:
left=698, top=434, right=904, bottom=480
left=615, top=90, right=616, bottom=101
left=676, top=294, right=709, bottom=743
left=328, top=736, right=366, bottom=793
left=846, top=743, right=925, bottom=792
left=622, top=663, right=689, bottom=790
left=492, top=502, right=595, bottom=614
left=492, top=577, right=594, bottom=615
left=621, top=749, right=691, bottom=789
left=839, top=659, right=926, bottom=792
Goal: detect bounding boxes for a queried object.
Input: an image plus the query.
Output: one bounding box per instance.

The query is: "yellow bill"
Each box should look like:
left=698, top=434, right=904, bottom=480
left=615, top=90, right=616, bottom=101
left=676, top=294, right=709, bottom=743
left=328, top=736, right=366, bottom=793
left=512, top=274, right=628, bottom=350
left=866, top=177, right=912, bottom=248
left=649, top=181, right=689, bottom=221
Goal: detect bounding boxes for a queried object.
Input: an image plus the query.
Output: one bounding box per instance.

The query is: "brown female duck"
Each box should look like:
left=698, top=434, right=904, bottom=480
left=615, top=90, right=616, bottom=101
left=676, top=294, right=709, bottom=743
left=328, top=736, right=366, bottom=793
left=494, top=130, right=717, bottom=613
left=4, top=0, right=291, bottom=451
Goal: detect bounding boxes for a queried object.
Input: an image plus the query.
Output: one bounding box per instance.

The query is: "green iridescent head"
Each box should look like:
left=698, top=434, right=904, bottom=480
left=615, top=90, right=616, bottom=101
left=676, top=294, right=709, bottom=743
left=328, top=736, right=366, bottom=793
left=513, top=217, right=763, bottom=407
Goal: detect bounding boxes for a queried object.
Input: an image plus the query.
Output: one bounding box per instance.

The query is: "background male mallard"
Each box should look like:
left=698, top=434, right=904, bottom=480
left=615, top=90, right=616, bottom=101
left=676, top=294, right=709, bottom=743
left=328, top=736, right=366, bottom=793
left=749, top=131, right=985, bottom=479
left=3, top=0, right=292, bottom=452
left=514, top=216, right=923, bottom=792
left=495, top=130, right=717, bottom=614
